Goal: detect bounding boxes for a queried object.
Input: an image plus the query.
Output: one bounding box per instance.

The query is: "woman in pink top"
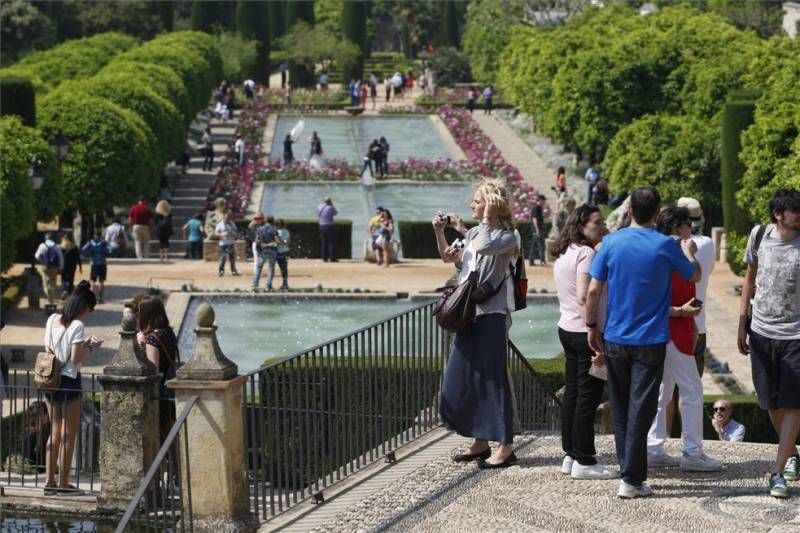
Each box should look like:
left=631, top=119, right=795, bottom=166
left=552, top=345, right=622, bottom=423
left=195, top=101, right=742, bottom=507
left=553, top=204, right=616, bottom=480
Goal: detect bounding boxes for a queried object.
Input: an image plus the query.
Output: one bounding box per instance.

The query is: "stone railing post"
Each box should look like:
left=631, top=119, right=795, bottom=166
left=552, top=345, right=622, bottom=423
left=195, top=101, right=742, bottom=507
left=167, top=302, right=257, bottom=532
left=97, top=313, right=159, bottom=511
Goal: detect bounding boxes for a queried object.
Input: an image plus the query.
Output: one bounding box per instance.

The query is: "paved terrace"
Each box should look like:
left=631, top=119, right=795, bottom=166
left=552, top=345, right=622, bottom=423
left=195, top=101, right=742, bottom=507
left=268, top=432, right=800, bottom=532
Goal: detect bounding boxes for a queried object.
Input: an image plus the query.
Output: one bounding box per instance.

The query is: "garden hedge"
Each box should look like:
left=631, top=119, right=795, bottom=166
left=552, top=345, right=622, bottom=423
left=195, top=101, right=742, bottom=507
left=236, top=219, right=353, bottom=260
left=398, top=221, right=551, bottom=259
left=0, top=32, right=139, bottom=93
left=0, top=76, right=36, bottom=127
left=236, top=0, right=270, bottom=83
left=721, top=97, right=758, bottom=238
left=0, top=116, right=63, bottom=271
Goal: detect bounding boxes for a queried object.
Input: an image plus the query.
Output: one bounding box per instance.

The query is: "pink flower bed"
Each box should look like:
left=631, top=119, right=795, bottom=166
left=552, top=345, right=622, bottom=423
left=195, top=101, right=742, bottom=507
left=437, top=106, right=539, bottom=220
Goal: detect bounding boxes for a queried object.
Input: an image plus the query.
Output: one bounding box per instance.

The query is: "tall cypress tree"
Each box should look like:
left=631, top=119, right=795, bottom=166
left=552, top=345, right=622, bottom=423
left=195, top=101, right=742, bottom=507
left=151, top=1, right=174, bottom=32
left=267, top=1, right=286, bottom=43
left=341, top=1, right=367, bottom=81
left=236, top=1, right=270, bottom=84
left=439, top=0, right=460, bottom=48
left=285, top=0, right=316, bottom=88
left=190, top=0, right=219, bottom=33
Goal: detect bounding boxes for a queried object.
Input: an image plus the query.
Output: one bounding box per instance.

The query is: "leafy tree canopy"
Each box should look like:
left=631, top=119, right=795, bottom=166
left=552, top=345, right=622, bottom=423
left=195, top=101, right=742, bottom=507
left=277, top=21, right=359, bottom=76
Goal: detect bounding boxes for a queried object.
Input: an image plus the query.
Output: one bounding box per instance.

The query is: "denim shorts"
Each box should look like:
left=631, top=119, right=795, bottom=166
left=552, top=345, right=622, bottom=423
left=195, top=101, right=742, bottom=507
left=749, top=330, right=800, bottom=410
left=45, top=373, right=82, bottom=403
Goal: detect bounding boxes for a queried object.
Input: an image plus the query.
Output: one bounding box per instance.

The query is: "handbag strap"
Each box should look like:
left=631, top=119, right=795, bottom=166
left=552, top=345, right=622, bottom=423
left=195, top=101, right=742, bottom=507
left=48, top=318, right=69, bottom=357
left=150, top=330, right=179, bottom=370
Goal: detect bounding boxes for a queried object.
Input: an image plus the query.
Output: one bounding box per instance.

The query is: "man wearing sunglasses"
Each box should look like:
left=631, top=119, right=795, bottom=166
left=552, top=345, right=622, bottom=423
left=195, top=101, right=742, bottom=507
left=711, top=401, right=745, bottom=442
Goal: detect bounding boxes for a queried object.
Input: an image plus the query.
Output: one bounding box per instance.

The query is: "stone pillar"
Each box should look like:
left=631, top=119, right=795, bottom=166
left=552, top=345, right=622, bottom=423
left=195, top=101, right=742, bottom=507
left=167, top=303, right=257, bottom=532
left=97, top=314, right=160, bottom=511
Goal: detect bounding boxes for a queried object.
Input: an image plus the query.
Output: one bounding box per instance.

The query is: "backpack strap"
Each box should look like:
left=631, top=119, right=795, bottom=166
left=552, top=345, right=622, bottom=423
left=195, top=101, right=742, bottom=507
left=48, top=317, right=69, bottom=357
left=752, top=224, right=767, bottom=267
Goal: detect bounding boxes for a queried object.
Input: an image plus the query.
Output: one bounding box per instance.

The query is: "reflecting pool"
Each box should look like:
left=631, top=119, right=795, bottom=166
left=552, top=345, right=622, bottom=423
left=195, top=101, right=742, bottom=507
left=270, top=115, right=455, bottom=163
left=261, top=182, right=474, bottom=258
left=178, top=297, right=561, bottom=373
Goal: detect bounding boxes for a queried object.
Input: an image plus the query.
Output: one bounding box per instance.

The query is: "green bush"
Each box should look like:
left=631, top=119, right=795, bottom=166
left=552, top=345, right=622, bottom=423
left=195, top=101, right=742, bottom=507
left=427, top=47, right=471, bottom=87
left=237, top=219, right=353, bottom=260
left=0, top=32, right=139, bottom=93
left=528, top=355, right=566, bottom=397
left=38, top=91, right=155, bottom=215
left=0, top=75, right=35, bottom=126
left=0, top=116, right=63, bottom=272
left=216, top=32, right=258, bottom=84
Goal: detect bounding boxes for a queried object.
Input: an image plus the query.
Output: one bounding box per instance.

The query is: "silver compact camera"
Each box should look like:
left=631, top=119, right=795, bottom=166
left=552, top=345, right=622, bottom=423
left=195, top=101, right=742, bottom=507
left=451, top=238, right=465, bottom=250
left=437, top=212, right=451, bottom=226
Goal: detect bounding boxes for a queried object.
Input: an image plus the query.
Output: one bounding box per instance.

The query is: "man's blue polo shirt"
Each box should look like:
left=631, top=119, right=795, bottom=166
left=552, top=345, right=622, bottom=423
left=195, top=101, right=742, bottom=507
left=589, top=227, right=695, bottom=346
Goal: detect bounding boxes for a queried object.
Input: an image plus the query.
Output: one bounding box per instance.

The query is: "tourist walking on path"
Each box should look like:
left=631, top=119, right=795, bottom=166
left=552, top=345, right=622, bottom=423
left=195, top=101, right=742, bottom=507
left=280, top=61, right=288, bottom=89
left=553, top=204, right=616, bottom=480
left=711, top=400, right=746, bottom=442
left=104, top=219, right=128, bottom=258
left=42, top=281, right=101, bottom=495
left=585, top=187, right=700, bottom=499
left=554, top=166, right=567, bottom=195
left=276, top=218, right=291, bottom=291
left=252, top=214, right=278, bottom=290
left=384, top=75, right=392, bottom=102
left=434, top=178, right=519, bottom=469
left=81, top=229, right=110, bottom=303
left=129, top=197, right=153, bottom=259
left=482, top=85, right=494, bottom=115
left=135, top=296, right=180, bottom=449
left=234, top=134, right=246, bottom=167
left=309, top=131, right=323, bottom=160
left=467, top=86, right=477, bottom=114
left=215, top=212, right=240, bottom=277
left=369, top=73, right=378, bottom=109
left=59, top=234, right=82, bottom=299
left=202, top=127, right=214, bottom=171
left=737, top=188, right=800, bottom=499
left=585, top=165, right=600, bottom=205
left=283, top=134, right=294, bottom=165
left=529, top=194, right=547, bottom=266
left=646, top=206, right=722, bottom=473
left=378, top=137, right=390, bottom=177
left=285, top=83, right=293, bottom=107
left=183, top=212, right=205, bottom=260
left=318, top=197, right=338, bottom=262
left=35, top=232, right=64, bottom=305
left=154, top=200, right=173, bottom=262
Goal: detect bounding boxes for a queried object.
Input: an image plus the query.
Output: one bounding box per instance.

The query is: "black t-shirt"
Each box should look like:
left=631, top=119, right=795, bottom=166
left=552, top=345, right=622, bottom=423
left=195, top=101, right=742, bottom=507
left=531, top=204, right=544, bottom=233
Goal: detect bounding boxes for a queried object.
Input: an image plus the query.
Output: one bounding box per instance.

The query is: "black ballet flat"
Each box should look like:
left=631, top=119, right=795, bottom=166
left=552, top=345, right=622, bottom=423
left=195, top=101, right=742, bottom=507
left=453, top=447, right=491, bottom=463
left=478, top=453, right=518, bottom=469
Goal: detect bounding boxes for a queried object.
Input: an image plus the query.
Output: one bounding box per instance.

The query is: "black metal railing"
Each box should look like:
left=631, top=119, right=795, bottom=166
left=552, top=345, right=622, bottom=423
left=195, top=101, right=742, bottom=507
left=1, top=370, right=101, bottom=492
left=241, top=302, right=561, bottom=523
left=116, top=396, right=197, bottom=532
left=242, top=301, right=448, bottom=521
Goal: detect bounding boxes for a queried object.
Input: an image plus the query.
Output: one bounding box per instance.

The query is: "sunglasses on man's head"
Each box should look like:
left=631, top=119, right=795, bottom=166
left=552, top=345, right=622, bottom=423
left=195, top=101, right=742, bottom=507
left=713, top=406, right=727, bottom=412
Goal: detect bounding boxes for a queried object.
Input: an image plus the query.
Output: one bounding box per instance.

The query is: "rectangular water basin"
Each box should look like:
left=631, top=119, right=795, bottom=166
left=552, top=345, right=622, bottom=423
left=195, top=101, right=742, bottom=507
left=261, top=182, right=474, bottom=258
left=177, top=296, right=562, bottom=373
left=270, top=115, right=456, bottom=163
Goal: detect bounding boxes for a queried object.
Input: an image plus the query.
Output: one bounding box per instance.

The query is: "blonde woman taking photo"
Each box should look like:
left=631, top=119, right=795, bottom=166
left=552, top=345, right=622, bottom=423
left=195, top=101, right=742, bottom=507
left=433, top=178, right=519, bottom=468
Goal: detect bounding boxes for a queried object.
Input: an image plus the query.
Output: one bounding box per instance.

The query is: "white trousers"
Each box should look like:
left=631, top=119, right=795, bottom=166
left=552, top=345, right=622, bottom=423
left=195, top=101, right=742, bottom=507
left=647, top=341, right=704, bottom=457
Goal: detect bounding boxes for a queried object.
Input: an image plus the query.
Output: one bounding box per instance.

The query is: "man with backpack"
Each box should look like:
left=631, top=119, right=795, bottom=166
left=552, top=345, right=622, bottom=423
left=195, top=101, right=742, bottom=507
left=104, top=219, right=128, bottom=258
left=34, top=232, right=64, bottom=304
left=737, top=188, right=800, bottom=498
left=81, top=229, right=111, bottom=303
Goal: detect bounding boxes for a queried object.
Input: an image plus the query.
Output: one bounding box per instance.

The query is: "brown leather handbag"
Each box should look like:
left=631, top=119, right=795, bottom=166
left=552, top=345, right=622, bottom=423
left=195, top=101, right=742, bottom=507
left=34, top=327, right=66, bottom=390
left=433, top=270, right=479, bottom=333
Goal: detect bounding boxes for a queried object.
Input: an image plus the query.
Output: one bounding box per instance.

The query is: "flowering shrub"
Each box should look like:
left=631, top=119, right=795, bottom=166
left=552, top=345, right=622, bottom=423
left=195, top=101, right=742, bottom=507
left=257, top=88, right=349, bottom=107
left=437, top=106, right=539, bottom=220
left=205, top=101, right=267, bottom=217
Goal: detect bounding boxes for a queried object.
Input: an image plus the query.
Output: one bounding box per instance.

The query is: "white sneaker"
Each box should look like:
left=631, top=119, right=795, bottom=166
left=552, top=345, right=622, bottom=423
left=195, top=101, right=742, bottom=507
left=561, top=455, right=574, bottom=475
left=681, top=453, right=722, bottom=472
left=571, top=462, right=618, bottom=480
left=648, top=452, right=680, bottom=468
left=617, top=480, right=653, bottom=499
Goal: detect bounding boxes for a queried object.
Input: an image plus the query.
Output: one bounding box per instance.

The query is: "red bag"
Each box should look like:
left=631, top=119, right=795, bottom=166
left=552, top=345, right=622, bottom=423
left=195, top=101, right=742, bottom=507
left=512, top=255, right=527, bottom=311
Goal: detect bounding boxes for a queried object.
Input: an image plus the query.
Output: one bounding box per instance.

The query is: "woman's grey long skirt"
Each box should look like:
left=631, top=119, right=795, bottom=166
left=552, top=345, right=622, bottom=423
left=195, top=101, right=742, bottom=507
left=439, top=312, right=515, bottom=444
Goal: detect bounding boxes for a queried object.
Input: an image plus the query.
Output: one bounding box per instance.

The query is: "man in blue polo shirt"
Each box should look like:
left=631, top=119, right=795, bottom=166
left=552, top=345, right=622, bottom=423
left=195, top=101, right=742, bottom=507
left=585, top=187, right=700, bottom=499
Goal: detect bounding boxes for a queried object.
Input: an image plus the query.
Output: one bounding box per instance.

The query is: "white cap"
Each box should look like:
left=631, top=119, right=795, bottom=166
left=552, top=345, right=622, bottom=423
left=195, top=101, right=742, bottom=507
left=676, top=197, right=702, bottom=219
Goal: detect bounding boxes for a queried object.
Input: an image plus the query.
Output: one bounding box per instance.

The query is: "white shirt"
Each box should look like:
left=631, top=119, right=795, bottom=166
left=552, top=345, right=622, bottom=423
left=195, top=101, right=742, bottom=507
left=234, top=138, right=245, bottom=155
left=721, top=419, right=745, bottom=442
left=44, top=314, right=85, bottom=379
left=215, top=221, right=236, bottom=246
left=34, top=239, right=64, bottom=270
left=692, top=235, right=715, bottom=334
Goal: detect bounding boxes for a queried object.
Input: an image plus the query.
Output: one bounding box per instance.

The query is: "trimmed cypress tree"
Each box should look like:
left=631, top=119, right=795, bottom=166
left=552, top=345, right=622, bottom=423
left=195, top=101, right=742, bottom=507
left=285, top=0, right=316, bottom=88
left=152, top=0, right=174, bottom=32
left=439, top=0, right=460, bottom=48
left=0, top=76, right=36, bottom=127
left=341, top=1, right=367, bottom=81
left=236, top=1, right=271, bottom=83
left=267, top=1, right=286, bottom=43
left=720, top=94, right=759, bottom=236
left=190, top=0, right=219, bottom=33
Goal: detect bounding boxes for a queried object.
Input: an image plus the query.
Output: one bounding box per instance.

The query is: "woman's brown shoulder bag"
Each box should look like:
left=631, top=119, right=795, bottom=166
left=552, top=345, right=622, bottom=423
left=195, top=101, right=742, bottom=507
left=433, top=270, right=478, bottom=333
left=34, top=325, right=66, bottom=390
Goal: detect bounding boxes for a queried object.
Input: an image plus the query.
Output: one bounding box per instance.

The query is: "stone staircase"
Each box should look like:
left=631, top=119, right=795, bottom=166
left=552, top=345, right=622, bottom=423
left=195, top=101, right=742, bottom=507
left=147, top=113, right=239, bottom=258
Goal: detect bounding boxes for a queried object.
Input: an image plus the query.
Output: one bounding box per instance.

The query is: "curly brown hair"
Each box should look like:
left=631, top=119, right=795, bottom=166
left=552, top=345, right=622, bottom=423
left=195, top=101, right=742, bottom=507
left=554, top=203, right=601, bottom=257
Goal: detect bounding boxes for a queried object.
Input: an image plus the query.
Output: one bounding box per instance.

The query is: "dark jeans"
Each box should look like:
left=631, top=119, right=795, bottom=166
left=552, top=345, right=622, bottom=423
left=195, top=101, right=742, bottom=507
left=61, top=270, right=76, bottom=295
left=529, top=232, right=546, bottom=264
left=559, top=329, right=605, bottom=465
left=277, top=252, right=289, bottom=287
left=188, top=240, right=203, bottom=260
left=218, top=244, right=237, bottom=274
left=604, top=341, right=666, bottom=486
left=320, top=225, right=336, bottom=261
left=203, top=149, right=214, bottom=171
left=361, top=159, right=373, bottom=178
left=253, top=249, right=277, bottom=288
